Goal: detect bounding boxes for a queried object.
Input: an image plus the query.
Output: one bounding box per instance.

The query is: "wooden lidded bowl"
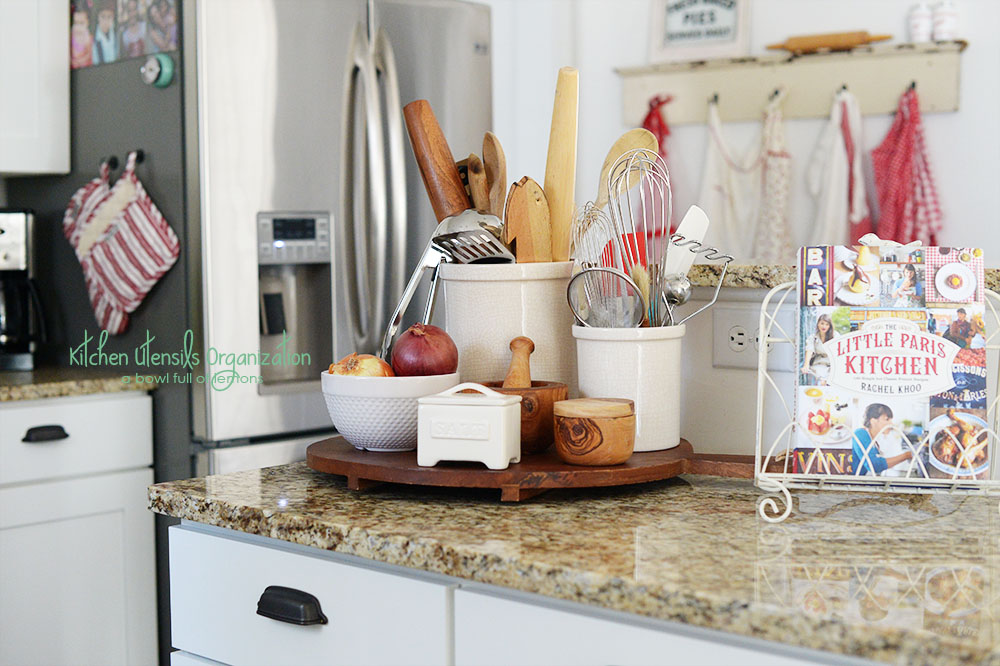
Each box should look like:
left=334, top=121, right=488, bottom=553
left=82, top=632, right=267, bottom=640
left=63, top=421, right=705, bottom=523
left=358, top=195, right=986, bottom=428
left=482, top=336, right=568, bottom=454
left=553, top=398, right=636, bottom=466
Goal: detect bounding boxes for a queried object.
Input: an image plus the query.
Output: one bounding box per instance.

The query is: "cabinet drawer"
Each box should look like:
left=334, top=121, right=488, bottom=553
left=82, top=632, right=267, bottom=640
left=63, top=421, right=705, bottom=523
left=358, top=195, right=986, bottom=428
left=0, top=393, right=152, bottom=485
left=455, top=589, right=828, bottom=666
left=169, top=526, right=452, bottom=666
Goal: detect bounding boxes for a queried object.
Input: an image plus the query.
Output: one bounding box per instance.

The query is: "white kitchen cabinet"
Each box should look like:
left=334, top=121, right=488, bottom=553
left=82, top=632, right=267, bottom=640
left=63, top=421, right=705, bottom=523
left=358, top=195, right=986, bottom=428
left=168, top=524, right=861, bottom=666
left=0, top=0, right=69, bottom=174
left=0, top=392, right=156, bottom=666
left=454, top=588, right=843, bottom=666
left=169, top=525, right=454, bottom=666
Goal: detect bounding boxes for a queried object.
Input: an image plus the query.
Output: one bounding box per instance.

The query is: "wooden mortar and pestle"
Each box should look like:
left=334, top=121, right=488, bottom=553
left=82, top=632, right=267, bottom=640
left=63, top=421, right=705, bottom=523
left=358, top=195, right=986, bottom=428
left=484, top=337, right=568, bottom=455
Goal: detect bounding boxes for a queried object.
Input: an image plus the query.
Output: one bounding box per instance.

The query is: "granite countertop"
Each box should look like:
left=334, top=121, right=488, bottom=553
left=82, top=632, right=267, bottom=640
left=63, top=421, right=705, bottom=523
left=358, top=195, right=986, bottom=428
left=689, top=264, right=1000, bottom=291
left=149, top=463, right=1000, bottom=665
left=0, top=367, right=152, bottom=401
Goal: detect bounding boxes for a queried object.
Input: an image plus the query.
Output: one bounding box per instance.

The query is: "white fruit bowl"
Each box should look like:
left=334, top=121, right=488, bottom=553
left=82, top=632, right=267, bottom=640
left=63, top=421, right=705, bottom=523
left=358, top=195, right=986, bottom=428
left=320, top=371, right=459, bottom=451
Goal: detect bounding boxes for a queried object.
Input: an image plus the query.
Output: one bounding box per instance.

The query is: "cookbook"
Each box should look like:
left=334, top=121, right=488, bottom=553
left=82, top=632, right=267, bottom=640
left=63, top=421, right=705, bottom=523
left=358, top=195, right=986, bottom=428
left=793, top=245, right=988, bottom=479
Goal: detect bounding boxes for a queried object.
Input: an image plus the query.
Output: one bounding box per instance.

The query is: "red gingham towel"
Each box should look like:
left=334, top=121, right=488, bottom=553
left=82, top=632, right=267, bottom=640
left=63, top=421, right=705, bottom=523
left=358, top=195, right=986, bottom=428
left=871, top=88, right=943, bottom=244
left=64, top=152, right=180, bottom=333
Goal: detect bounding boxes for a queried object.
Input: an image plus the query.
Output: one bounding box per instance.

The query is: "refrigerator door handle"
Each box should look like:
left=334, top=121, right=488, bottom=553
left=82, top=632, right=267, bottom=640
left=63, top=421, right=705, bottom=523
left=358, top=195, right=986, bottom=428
left=340, top=24, right=387, bottom=352
left=373, top=27, right=407, bottom=331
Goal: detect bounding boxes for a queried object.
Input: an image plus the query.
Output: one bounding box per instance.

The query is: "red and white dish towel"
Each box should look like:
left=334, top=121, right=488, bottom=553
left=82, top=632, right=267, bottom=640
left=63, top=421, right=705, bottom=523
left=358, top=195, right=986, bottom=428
left=63, top=151, right=180, bottom=334
left=871, top=87, right=943, bottom=245
left=806, top=88, right=872, bottom=245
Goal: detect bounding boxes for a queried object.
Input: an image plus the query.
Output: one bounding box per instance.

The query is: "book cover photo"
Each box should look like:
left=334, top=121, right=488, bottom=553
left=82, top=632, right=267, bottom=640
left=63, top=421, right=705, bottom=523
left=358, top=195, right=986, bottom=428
left=793, top=245, right=989, bottom=480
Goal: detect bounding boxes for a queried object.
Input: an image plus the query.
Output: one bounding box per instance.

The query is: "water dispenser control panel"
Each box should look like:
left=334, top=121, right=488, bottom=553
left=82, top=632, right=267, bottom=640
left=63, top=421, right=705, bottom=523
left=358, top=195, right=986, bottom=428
left=257, top=212, right=330, bottom=265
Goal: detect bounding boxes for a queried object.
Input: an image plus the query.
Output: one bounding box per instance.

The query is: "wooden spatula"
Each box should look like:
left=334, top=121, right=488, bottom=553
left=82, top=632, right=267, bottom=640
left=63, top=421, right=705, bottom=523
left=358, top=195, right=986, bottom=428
left=483, top=132, right=507, bottom=219
left=503, top=176, right=552, bottom=263
left=467, top=153, right=490, bottom=212
left=543, top=67, right=578, bottom=262
left=594, top=128, right=658, bottom=210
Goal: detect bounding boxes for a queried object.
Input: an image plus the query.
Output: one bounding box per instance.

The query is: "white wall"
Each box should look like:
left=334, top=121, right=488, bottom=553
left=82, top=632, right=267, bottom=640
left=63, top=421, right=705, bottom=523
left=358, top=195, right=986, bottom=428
left=484, top=0, right=1000, bottom=262
left=482, top=0, right=1000, bottom=456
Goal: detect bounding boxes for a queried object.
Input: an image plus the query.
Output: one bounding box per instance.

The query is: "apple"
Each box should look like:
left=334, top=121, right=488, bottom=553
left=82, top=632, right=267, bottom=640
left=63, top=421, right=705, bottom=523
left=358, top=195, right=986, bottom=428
left=328, top=353, right=394, bottom=377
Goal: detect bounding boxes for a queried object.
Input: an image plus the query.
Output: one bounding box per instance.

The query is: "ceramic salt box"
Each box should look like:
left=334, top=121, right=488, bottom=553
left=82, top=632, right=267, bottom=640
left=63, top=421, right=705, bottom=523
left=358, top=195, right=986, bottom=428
left=417, top=383, right=521, bottom=470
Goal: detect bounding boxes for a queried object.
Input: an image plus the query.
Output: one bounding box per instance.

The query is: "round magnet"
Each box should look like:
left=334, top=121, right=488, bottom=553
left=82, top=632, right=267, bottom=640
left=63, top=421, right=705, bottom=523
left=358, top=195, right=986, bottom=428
left=141, top=53, right=175, bottom=88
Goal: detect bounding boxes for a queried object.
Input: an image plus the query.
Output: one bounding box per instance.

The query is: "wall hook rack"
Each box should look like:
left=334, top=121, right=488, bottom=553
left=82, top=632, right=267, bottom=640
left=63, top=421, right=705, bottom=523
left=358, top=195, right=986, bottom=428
left=617, top=40, right=966, bottom=125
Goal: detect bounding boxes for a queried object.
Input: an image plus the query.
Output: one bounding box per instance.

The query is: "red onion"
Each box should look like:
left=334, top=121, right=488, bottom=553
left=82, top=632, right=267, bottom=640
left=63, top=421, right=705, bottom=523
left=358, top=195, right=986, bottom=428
left=391, top=324, right=458, bottom=376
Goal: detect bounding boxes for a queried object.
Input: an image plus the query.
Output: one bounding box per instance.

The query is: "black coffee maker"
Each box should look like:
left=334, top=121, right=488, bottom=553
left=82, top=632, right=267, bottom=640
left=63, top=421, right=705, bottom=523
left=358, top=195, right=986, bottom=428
left=0, top=209, right=46, bottom=371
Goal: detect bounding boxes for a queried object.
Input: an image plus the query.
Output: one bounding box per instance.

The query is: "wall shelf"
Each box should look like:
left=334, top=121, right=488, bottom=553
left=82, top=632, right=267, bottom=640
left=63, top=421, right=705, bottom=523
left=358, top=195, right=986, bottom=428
left=617, top=40, right=967, bottom=126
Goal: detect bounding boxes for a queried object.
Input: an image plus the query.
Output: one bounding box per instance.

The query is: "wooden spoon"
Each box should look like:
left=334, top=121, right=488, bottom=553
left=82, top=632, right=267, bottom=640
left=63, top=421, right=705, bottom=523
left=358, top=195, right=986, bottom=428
left=467, top=153, right=490, bottom=211
left=594, top=128, right=658, bottom=210
left=483, top=132, right=507, bottom=218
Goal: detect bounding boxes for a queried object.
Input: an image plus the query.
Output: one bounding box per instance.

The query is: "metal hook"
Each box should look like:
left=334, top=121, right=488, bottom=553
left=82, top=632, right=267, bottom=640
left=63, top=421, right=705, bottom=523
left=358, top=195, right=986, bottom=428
left=103, top=155, right=119, bottom=170
left=133, top=150, right=145, bottom=164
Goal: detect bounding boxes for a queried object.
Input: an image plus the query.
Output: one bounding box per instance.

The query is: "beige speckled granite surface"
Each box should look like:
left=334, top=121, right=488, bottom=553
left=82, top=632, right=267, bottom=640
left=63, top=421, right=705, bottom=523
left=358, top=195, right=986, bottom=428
left=150, top=462, right=1000, bottom=665
left=689, top=263, right=1000, bottom=292
left=0, top=367, right=152, bottom=401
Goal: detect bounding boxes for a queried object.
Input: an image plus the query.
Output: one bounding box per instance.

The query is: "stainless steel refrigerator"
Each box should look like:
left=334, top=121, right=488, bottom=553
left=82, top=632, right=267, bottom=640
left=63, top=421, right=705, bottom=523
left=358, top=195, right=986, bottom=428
left=6, top=0, right=490, bottom=660
left=188, top=0, right=492, bottom=472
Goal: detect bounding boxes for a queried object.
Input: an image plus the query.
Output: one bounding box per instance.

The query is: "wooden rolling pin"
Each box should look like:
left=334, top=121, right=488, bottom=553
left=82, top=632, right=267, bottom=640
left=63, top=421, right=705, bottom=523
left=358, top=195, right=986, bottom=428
left=543, top=67, right=578, bottom=262
left=767, top=31, right=892, bottom=55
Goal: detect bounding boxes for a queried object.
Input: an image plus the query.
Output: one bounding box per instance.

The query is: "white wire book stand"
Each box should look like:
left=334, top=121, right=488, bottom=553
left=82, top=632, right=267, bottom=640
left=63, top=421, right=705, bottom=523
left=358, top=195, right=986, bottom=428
left=754, top=283, right=1000, bottom=523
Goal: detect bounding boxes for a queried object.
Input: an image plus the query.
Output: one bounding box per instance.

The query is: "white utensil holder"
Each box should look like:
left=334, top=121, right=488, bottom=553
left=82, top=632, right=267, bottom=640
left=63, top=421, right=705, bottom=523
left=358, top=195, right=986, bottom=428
left=439, top=261, right=578, bottom=395
left=572, top=324, right=686, bottom=452
left=417, top=383, right=522, bottom=470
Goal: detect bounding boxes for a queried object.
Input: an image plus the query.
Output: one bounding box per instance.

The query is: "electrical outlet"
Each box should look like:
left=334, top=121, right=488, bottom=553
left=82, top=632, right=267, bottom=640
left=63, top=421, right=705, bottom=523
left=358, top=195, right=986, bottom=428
left=728, top=325, right=749, bottom=352
left=712, top=303, right=796, bottom=371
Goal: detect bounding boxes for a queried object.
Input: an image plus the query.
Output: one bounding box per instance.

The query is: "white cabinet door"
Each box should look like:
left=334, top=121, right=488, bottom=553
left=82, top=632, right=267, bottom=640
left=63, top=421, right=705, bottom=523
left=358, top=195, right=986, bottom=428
left=0, top=468, right=157, bottom=666
left=0, top=0, right=69, bottom=174
left=170, top=526, right=453, bottom=666
left=455, top=588, right=834, bottom=666
left=0, top=393, right=153, bottom=486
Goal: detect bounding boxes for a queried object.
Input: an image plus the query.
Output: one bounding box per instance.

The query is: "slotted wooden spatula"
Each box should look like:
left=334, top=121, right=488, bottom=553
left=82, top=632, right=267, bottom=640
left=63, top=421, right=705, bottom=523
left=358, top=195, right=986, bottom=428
left=503, top=176, right=552, bottom=263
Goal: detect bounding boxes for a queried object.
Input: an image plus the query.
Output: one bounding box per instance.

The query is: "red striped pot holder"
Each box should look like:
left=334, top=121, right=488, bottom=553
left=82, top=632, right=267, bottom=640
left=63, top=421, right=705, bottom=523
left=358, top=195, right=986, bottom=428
left=63, top=152, right=180, bottom=334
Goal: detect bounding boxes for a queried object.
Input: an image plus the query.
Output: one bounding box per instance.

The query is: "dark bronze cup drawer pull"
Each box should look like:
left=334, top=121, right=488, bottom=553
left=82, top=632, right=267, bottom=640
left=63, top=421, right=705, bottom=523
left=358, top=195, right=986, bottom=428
left=256, top=585, right=328, bottom=625
left=22, top=425, right=70, bottom=443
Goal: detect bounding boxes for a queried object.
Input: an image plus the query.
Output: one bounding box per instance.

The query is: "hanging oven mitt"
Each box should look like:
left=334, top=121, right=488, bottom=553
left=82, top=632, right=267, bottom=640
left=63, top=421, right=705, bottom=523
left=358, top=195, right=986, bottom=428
left=63, top=160, right=130, bottom=334
left=67, top=151, right=181, bottom=333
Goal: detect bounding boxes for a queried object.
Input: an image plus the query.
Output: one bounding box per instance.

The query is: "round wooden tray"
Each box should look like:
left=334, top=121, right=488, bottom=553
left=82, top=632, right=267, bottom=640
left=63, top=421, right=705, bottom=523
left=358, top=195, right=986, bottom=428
left=306, top=437, right=759, bottom=502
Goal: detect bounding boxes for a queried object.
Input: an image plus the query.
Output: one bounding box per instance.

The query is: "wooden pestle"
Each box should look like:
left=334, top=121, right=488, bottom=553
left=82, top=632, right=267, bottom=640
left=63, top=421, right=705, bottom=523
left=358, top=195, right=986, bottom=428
left=502, top=336, right=535, bottom=389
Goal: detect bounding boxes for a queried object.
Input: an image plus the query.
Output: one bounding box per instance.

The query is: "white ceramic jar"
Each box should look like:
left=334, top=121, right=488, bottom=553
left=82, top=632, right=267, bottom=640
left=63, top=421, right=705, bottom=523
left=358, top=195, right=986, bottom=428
left=573, top=324, right=685, bottom=452
left=439, top=261, right=578, bottom=395
left=933, top=0, right=958, bottom=40
left=909, top=2, right=933, bottom=42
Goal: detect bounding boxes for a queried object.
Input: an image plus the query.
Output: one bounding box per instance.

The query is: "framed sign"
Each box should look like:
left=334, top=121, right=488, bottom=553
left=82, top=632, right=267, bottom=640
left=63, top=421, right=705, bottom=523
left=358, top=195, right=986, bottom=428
left=648, top=0, right=750, bottom=63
